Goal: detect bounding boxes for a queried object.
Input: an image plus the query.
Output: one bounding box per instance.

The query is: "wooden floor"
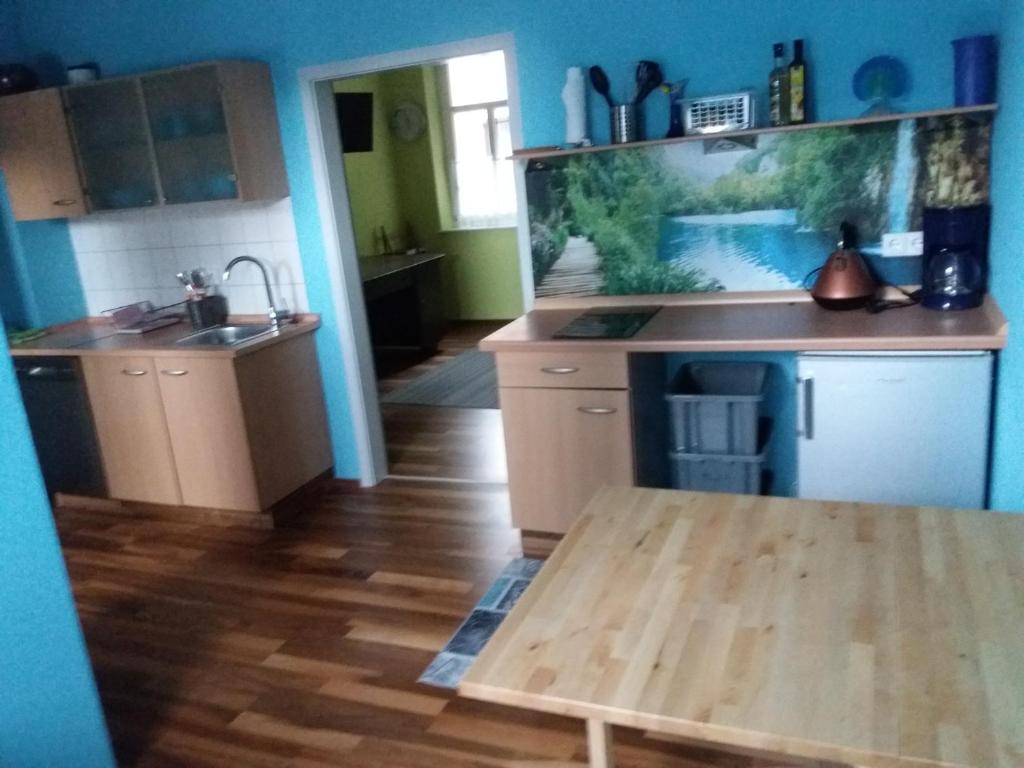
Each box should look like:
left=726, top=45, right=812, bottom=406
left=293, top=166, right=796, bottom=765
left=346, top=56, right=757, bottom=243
left=377, top=322, right=508, bottom=484
left=58, top=479, right=793, bottom=767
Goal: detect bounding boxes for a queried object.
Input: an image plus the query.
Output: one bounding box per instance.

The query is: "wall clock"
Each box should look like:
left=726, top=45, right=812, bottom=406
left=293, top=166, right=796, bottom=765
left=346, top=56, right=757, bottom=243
left=389, top=101, right=426, bottom=142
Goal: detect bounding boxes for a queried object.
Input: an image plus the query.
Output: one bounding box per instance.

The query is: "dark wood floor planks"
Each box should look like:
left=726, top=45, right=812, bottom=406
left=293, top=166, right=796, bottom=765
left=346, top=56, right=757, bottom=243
left=377, top=321, right=508, bottom=484
left=58, top=479, right=816, bottom=767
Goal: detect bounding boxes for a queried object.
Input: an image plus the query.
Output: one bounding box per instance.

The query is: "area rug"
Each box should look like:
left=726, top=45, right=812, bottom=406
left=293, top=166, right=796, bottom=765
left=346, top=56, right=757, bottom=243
left=381, top=350, right=498, bottom=409
left=418, top=558, right=543, bottom=688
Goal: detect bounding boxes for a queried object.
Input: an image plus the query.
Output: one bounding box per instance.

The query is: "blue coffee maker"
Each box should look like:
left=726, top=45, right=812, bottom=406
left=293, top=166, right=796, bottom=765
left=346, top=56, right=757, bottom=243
left=921, top=205, right=990, bottom=311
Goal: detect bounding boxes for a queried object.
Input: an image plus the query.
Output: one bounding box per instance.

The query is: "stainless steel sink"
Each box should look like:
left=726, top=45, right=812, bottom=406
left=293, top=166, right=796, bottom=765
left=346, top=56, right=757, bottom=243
left=175, top=324, right=275, bottom=347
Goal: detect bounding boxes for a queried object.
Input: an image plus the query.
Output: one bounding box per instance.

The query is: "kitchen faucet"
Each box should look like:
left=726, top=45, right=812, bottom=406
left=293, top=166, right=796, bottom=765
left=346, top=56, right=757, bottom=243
left=222, top=255, right=289, bottom=329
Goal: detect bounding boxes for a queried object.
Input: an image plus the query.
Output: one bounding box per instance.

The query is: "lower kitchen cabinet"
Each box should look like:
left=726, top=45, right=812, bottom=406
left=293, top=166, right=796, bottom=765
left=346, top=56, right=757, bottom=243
left=81, top=333, right=331, bottom=513
left=80, top=355, right=183, bottom=506
left=155, top=356, right=260, bottom=511
left=500, top=387, right=634, bottom=534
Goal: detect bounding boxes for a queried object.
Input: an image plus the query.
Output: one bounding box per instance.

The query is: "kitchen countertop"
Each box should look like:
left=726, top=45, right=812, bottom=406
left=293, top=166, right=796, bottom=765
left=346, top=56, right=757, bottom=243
left=8, top=315, right=320, bottom=359
left=480, top=294, right=1008, bottom=353
left=359, top=252, right=444, bottom=282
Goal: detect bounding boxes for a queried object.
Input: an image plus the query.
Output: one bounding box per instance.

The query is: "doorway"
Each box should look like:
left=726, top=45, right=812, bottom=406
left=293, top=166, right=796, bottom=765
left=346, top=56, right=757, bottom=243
left=299, top=35, right=532, bottom=486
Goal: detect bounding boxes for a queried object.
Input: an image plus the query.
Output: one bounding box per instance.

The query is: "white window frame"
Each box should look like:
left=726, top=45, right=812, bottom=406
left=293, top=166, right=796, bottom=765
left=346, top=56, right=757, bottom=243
left=440, top=59, right=516, bottom=230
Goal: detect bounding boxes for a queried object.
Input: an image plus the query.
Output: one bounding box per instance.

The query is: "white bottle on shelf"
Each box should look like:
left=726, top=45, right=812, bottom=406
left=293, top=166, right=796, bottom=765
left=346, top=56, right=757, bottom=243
left=561, top=67, right=589, bottom=146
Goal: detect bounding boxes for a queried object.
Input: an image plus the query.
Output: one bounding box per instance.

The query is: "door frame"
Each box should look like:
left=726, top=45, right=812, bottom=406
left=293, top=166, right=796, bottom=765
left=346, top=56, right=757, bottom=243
left=298, top=32, right=531, bottom=486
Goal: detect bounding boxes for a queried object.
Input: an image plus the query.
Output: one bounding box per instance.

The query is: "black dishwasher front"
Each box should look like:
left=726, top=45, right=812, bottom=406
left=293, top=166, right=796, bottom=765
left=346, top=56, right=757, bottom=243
left=14, top=356, right=106, bottom=498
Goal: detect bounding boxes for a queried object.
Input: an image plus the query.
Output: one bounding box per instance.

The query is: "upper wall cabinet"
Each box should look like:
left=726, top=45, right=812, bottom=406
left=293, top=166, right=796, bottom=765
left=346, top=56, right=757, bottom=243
left=0, top=88, right=87, bottom=220
left=66, top=60, right=289, bottom=212
left=64, top=78, right=162, bottom=211
left=0, top=59, right=289, bottom=220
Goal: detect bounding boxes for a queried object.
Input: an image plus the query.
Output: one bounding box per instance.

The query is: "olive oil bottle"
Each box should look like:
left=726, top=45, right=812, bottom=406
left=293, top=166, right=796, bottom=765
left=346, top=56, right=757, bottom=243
left=769, top=42, right=790, bottom=127
left=788, top=39, right=808, bottom=124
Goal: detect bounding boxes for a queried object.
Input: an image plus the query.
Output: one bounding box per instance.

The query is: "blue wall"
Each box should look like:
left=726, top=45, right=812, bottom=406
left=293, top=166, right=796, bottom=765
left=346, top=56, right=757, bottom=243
left=11, top=0, right=1002, bottom=479
left=0, top=173, right=85, bottom=330
left=0, top=336, right=114, bottom=766
left=0, top=181, right=37, bottom=328
left=990, top=0, right=1024, bottom=511
left=16, top=219, right=87, bottom=326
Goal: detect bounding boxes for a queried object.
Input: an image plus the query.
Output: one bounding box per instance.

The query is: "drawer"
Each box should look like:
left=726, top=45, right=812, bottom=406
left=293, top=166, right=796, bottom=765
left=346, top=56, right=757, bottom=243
left=495, top=351, right=628, bottom=389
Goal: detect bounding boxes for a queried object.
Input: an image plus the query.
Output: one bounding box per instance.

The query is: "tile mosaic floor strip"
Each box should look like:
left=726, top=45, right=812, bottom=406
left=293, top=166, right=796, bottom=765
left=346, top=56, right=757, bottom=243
left=418, top=557, right=542, bottom=689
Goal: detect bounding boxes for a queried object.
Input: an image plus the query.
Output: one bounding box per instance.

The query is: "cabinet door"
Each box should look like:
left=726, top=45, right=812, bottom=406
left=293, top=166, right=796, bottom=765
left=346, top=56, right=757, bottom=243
left=0, top=89, right=86, bottom=220
left=796, top=353, right=992, bottom=508
left=155, top=357, right=260, bottom=512
left=64, top=79, right=161, bottom=211
left=500, top=387, right=634, bottom=533
left=140, top=65, right=239, bottom=204
left=81, top=356, right=181, bottom=505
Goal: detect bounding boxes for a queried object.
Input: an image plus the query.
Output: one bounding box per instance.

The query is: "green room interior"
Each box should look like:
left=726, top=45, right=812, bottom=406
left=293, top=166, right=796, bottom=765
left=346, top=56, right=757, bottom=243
left=334, top=65, right=523, bottom=322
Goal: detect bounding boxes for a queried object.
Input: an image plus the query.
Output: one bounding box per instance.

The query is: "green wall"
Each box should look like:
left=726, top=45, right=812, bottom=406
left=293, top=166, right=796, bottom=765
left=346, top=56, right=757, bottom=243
left=333, top=74, right=404, bottom=258
left=336, top=65, right=523, bottom=320
left=436, top=228, right=521, bottom=318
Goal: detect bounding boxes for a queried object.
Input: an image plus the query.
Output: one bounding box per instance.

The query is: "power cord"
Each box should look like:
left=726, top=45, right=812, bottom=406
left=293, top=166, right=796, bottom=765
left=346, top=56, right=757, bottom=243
left=866, top=285, right=921, bottom=314
left=801, top=266, right=921, bottom=314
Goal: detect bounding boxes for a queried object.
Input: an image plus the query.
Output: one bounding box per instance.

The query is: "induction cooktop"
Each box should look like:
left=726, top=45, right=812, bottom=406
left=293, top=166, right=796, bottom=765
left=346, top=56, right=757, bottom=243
left=552, top=307, right=661, bottom=339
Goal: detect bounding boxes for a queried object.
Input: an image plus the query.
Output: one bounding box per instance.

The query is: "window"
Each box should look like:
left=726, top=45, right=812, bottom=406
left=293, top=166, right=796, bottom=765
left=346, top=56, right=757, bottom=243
left=443, top=51, right=517, bottom=229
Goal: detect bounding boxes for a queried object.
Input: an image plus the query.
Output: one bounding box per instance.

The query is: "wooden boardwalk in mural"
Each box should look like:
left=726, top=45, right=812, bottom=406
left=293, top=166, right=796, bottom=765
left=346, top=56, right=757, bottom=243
left=535, top=236, right=604, bottom=297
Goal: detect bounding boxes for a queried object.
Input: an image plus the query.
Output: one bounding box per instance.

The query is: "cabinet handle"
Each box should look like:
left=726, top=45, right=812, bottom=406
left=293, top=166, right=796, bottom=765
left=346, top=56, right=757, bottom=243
left=797, top=376, right=814, bottom=440
left=541, top=366, right=579, bottom=375
left=52, top=198, right=77, bottom=206
left=160, top=369, right=188, bottom=377
left=121, top=368, right=147, bottom=376
left=578, top=406, right=617, bottom=415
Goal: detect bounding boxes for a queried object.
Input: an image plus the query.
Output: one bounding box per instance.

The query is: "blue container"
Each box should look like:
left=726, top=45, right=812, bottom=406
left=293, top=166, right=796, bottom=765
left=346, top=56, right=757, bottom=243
left=921, top=205, right=990, bottom=311
left=953, top=35, right=998, bottom=106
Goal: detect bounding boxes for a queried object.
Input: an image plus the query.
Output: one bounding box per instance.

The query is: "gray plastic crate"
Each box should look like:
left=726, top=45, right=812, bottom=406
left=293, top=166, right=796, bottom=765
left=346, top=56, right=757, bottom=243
left=669, top=450, right=764, bottom=495
left=666, top=362, right=767, bottom=454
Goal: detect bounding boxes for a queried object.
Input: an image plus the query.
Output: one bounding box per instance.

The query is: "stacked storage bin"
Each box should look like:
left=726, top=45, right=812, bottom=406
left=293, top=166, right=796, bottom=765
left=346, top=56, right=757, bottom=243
left=665, top=362, right=767, bottom=494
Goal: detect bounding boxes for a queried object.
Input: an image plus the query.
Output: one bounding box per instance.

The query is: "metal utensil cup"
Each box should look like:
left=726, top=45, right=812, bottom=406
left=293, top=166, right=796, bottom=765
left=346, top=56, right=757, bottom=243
left=611, top=104, right=642, bottom=144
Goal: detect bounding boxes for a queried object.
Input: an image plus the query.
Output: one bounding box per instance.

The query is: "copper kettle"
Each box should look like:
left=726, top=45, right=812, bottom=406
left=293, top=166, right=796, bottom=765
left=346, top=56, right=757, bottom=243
left=811, top=222, right=878, bottom=310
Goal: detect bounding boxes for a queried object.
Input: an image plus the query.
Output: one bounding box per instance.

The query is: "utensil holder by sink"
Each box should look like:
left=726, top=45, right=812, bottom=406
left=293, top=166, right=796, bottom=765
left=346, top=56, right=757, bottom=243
left=611, top=104, right=642, bottom=144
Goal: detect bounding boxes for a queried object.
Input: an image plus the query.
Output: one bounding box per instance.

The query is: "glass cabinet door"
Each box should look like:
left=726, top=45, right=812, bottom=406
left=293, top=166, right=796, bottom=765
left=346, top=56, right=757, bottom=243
left=141, top=65, right=238, bottom=204
left=65, top=79, right=161, bottom=211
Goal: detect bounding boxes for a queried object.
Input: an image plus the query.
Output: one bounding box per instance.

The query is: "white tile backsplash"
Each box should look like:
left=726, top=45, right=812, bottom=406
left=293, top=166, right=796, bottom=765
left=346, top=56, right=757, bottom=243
left=70, top=199, right=308, bottom=318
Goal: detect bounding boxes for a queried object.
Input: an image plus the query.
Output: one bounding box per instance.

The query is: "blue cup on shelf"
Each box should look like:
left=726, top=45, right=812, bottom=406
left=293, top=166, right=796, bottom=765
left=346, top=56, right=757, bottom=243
left=953, top=35, right=998, bottom=106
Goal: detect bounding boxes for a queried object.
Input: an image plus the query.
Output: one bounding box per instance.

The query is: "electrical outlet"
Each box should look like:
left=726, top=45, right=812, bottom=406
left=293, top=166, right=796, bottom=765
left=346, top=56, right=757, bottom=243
left=881, top=231, right=924, bottom=258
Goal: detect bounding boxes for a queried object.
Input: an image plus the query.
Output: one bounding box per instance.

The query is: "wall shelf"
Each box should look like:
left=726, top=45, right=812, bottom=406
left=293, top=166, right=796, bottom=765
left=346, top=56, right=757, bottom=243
left=512, top=104, right=997, bottom=162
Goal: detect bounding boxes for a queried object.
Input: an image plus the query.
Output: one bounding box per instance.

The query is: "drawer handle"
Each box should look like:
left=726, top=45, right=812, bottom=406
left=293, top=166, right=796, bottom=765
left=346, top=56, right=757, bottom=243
left=160, top=369, right=189, bottom=377
left=541, top=366, right=579, bottom=375
left=53, top=198, right=77, bottom=206
left=121, top=368, right=148, bottom=376
left=578, top=406, right=617, bottom=415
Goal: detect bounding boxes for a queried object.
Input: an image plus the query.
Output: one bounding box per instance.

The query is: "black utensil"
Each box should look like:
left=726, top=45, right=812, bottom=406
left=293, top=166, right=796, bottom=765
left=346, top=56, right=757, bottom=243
left=634, top=60, right=664, bottom=105
left=589, top=66, right=616, bottom=108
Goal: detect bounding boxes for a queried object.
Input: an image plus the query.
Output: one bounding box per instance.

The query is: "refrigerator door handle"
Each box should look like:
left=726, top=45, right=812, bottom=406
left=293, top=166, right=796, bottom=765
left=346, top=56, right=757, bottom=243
left=797, top=376, right=814, bottom=440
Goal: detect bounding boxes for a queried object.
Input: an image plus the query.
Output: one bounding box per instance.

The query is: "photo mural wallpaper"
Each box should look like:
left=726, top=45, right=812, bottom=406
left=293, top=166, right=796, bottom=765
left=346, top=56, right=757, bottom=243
left=527, top=113, right=992, bottom=298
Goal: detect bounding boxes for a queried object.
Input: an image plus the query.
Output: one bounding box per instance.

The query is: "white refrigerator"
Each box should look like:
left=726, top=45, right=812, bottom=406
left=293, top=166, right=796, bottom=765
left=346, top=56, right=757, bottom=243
left=797, top=351, right=993, bottom=508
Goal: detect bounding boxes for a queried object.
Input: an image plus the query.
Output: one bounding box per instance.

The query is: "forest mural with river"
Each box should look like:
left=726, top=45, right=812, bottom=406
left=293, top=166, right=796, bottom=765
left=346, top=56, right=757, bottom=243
left=527, top=113, right=991, bottom=297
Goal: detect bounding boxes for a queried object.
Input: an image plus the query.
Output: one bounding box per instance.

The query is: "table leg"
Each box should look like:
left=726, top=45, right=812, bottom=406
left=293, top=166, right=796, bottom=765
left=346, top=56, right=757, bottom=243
left=586, top=719, right=614, bottom=768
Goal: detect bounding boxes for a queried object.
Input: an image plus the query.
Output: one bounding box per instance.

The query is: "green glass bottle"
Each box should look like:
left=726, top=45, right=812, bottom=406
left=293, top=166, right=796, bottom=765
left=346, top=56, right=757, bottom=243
left=788, top=39, right=808, bottom=124
left=769, top=42, right=790, bottom=127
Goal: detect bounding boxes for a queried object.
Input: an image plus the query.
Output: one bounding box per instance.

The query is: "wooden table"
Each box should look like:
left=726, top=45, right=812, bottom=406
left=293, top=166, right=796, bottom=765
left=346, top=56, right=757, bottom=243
left=460, top=487, right=1024, bottom=767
